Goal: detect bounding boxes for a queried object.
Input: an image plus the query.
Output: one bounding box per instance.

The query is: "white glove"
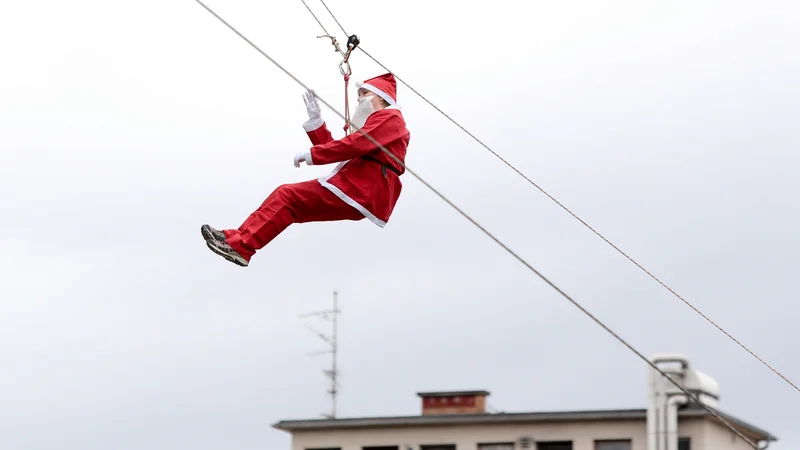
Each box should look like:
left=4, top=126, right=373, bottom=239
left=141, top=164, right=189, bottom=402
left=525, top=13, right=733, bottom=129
left=294, top=152, right=313, bottom=168
left=303, top=90, right=321, bottom=121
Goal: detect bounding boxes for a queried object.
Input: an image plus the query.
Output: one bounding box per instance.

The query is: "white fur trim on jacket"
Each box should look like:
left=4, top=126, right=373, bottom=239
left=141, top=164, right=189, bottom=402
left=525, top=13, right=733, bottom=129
left=302, top=117, right=325, bottom=132
left=317, top=161, right=387, bottom=228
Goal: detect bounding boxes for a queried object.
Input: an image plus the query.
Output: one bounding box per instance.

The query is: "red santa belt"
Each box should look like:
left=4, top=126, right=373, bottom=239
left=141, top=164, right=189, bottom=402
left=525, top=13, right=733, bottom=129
left=361, top=155, right=401, bottom=178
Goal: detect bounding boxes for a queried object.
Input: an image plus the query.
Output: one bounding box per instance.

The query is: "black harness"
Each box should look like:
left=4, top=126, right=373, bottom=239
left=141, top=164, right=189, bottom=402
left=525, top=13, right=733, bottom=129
left=361, top=155, right=401, bottom=178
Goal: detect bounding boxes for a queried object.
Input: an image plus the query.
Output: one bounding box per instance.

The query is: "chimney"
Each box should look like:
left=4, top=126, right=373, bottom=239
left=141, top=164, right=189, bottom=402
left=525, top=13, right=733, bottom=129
left=417, top=390, right=490, bottom=416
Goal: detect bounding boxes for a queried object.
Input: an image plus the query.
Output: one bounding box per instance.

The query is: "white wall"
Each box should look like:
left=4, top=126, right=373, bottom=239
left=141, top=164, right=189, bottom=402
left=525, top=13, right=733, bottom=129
left=702, top=418, right=764, bottom=450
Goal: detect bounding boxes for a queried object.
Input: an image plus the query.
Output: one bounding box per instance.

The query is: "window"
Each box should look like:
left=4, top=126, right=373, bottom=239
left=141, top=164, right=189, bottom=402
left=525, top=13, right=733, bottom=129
left=478, top=444, right=514, bottom=450
left=595, top=440, right=632, bottom=450
left=537, top=442, right=572, bottom=450
left=678, top=438, right=691, bottom=450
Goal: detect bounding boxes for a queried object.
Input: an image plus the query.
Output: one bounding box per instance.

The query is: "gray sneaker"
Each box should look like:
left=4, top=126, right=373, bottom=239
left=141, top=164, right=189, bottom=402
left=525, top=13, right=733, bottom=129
left=205, top=237, right=249, bottom=267
left=201, top=224, right=226, bottom=242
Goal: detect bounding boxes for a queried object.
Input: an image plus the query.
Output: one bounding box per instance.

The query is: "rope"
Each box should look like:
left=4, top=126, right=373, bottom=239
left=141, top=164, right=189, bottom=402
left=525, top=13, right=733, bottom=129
left=311, top=0, right=800, bottom=395
left=299, top=0, right=353, bottom=135
left=343, top=72, right=350, bottom=135
left=192, top=1, right=762, bottom=447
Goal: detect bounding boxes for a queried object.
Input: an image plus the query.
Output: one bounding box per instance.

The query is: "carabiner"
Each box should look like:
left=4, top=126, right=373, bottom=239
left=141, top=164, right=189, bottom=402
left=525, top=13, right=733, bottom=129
left=339, top=60, right=352, bottom=76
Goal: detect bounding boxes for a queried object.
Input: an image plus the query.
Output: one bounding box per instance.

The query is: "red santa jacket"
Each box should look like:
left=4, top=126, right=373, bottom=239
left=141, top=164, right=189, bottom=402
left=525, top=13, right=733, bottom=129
left=304, top=106, right=410, bottom=227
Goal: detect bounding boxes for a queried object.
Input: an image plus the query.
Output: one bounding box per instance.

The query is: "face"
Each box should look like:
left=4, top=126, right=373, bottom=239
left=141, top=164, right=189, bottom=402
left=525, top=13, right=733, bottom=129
left=358, top=88, right=386, bottom=110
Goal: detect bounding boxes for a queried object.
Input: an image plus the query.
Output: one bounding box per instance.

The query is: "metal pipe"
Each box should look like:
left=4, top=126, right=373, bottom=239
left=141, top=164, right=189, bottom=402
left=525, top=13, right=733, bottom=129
left=651, top=354, right=690, bottom=368
left=647, top=364, right=659, bottom=450
left=666, top=394, right=688, bottom=450
left=648, top=354, right=690, bottom=450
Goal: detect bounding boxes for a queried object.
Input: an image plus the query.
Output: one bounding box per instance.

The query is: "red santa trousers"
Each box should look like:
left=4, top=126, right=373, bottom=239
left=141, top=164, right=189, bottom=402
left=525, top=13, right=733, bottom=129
left=223, top=179, right=364, bottom=261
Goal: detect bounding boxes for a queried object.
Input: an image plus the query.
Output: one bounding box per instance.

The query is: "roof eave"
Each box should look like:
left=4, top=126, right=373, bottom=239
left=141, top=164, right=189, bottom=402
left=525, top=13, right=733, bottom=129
left=416, top=390, right=491, bottom=397
left=271, top=407, right=778, bottom=442
left=272, top=409, right=648, bottom=432
left=705, top=409, right=777, bottom=441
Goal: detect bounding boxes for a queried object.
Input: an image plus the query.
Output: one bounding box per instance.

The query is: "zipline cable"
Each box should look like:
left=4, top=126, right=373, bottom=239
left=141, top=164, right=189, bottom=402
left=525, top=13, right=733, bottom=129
left=192, top=1, right=761, bottom=447
left=309, top=0, right=800, bottom=395
left=299, top=0, right=331, bottom=35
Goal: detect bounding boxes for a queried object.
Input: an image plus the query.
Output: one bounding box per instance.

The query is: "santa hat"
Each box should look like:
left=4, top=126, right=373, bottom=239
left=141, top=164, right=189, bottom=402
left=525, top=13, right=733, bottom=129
left=355, top=73, right=398, bottom=107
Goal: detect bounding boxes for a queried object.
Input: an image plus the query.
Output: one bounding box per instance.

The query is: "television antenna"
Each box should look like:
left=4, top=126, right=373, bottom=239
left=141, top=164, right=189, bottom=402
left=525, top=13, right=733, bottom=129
left=299, top=290, right=341, bottom=419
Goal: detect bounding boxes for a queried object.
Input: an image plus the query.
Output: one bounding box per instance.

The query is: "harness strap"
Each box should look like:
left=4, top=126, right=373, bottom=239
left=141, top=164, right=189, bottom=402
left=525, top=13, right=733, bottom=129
left=362, top=155, right=401, bottom=178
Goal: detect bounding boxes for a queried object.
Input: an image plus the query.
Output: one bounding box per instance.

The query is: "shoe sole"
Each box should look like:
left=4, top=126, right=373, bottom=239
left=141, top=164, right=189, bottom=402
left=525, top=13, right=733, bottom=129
left=205, top=240, right=249, bottom=267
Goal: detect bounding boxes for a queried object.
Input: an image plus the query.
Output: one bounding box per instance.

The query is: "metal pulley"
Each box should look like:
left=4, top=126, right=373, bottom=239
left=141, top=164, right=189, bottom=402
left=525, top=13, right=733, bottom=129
left=318, top=33, right=359, bottom=76
left=316, top=33, right=361, bottom=135
left=346, top=34, right=360, bottom=51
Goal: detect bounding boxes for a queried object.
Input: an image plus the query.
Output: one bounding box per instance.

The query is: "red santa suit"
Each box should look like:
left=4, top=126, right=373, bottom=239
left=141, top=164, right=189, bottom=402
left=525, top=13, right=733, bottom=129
left=220, top=73, right=410, bottom=263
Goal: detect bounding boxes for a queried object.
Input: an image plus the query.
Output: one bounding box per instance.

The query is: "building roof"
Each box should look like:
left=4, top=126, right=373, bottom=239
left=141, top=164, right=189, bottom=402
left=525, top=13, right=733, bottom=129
left=272, top=403, right=777, bottom=442
left=416, top=390, right=490, bottom=397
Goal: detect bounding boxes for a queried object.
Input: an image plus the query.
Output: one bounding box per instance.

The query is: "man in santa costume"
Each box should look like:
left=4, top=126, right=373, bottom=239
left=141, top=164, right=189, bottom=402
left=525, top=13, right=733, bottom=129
left=201, top=73, right=410, bottom=267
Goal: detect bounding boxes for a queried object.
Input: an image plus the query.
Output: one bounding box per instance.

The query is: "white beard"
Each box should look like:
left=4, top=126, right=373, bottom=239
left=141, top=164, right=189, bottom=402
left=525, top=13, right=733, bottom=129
left=349, top=95, right=376, bottom=132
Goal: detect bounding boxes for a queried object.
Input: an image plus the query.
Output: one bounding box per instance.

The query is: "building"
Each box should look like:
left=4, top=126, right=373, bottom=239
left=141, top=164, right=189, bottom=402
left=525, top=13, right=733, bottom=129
left=273, top=354, right=777, bottom=450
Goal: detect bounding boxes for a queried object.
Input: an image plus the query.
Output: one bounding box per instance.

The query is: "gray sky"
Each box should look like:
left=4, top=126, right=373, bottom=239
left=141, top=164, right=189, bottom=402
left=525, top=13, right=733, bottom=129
left=1, top=0, right=798, bottom=448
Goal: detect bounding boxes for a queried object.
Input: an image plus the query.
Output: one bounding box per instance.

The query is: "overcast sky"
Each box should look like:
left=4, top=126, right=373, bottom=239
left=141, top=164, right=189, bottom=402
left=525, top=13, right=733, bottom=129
left=1, top=0, right=799, bottom=449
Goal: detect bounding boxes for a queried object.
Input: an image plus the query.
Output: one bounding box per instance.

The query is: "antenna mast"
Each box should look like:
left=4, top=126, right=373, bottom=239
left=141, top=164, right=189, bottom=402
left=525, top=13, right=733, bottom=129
left=299, top=290, right=341, bottom=419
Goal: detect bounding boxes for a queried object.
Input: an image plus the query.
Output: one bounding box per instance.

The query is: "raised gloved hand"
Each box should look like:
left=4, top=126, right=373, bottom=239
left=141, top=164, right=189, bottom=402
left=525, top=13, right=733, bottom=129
left=303, top=90, right=321, bottom=121
left=294, top=152, right=313, bottom=168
